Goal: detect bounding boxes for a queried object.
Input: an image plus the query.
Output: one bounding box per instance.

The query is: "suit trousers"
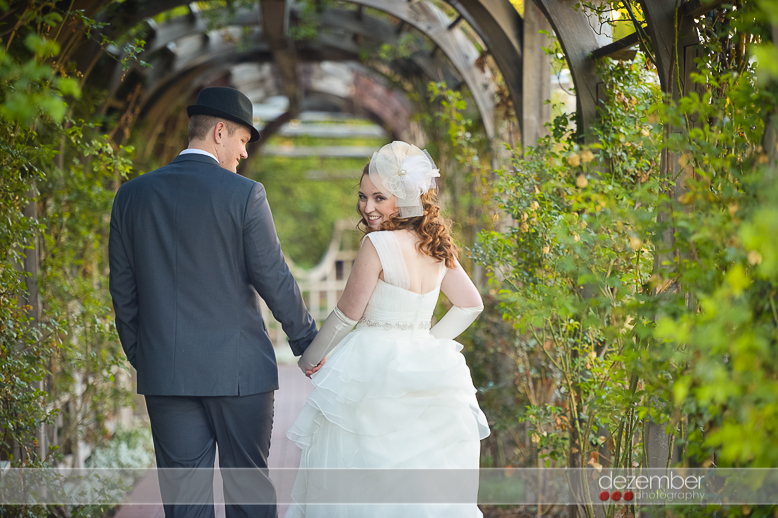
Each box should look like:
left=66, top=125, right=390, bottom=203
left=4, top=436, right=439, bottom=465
left=145, top=392, right=277, bottom=518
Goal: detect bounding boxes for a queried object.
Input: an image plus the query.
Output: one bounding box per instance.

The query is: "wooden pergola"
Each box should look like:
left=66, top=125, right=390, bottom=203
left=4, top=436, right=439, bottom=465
left=55, top=0, right=724, bottom=148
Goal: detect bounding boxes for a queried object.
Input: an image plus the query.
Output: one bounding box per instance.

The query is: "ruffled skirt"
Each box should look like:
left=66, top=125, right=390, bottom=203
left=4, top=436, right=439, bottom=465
left=284, top=327, right=490, bottom=517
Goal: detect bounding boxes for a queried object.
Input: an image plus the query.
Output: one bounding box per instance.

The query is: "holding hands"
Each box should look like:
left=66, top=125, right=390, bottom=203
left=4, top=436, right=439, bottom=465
left=297, top=306, right=359, bottom=377
left=302, top=358, right=326, bottom=378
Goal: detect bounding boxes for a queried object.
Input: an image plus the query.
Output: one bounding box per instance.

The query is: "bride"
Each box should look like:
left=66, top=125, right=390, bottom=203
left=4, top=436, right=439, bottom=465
left=285, top=141, right=490, bottom=517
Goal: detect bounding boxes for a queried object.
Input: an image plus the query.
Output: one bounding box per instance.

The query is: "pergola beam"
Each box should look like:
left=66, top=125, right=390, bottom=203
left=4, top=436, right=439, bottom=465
left=446, top=0, right=523, bottom=131
left=110, top=0, right=491, bottom=135
left=345, top=0, right=496, bottom=136
left=681, top=0, right=731, bottom=18
left=132, top=11, right=464, bottom=135
left=639, top=0, right=700, bottom=98
left=317, top=8, right=460, bottom=85
left=532, top=0, right=610, bottom=142
left=522, top=1, right=552, bottom=148
left=65, top=0, right=506, bottom=139
left=261, top=0, right=301, bottom=115
left=591, top=32, right=639, bottom=60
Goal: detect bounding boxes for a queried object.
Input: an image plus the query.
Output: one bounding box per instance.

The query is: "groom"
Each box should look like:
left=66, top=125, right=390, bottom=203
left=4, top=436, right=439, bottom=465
left=109, top=87, right=318, bottom=517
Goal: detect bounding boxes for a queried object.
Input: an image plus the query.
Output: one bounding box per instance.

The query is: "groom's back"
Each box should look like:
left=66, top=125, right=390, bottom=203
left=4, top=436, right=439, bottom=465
left=110, top=153, right=282, bottom=396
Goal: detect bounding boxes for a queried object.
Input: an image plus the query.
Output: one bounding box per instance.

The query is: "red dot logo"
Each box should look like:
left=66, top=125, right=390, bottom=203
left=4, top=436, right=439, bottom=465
left=599, top=490, right=610, bottom=501
left=624, top=490, right=634, bottom=502
left=611, top=490, right=622, bottom=501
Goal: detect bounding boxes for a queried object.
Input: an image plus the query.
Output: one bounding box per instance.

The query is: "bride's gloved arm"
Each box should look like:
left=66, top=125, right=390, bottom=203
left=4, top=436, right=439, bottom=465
left=430, top=259, right=484, bottom=340
left=429, top=305, right=483, bottom=340
left=298, top=307, right=357, bottom=370
left=298, top=237, right=382, bottom=372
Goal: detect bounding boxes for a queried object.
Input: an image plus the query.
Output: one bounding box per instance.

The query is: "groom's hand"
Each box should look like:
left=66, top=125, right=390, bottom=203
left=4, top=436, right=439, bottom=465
left=304, top=358, right=326, bottom=378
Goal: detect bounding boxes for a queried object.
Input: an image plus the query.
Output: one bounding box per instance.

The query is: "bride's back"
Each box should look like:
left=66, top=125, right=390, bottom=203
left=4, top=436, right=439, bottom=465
left=380, top=229, right=444, bottom=295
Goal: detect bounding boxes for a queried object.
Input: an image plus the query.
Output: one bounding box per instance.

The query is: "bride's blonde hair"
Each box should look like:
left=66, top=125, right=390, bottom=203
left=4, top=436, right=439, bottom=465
left=356, top=164, right=458, bottom=269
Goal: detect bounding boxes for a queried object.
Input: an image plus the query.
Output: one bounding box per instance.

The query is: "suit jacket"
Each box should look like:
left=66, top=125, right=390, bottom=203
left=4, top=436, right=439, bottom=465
left=109, top=153, right=317, bottom=396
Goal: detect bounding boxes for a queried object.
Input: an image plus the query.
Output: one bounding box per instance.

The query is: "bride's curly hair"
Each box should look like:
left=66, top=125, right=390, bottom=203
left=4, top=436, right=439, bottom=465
left=356, top=164, right=458, bottom=269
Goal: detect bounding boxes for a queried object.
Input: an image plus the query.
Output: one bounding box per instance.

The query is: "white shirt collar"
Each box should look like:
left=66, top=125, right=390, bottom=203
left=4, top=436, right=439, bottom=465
left=179, top=148, right=219, bottom=164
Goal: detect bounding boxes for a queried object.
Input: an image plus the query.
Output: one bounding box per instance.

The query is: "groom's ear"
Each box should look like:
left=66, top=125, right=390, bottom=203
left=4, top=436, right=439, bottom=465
left=212, top=121, right=226, bottom=144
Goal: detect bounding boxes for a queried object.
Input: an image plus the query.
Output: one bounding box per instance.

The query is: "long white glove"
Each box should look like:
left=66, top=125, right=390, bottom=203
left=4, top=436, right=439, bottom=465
left=429, top=304, right=484, bottom=340
left=298, top=307, right=357, bottom=371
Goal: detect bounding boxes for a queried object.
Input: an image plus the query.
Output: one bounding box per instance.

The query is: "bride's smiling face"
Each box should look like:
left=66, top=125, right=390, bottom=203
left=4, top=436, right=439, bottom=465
left=358, top=174, right=397, bottom=229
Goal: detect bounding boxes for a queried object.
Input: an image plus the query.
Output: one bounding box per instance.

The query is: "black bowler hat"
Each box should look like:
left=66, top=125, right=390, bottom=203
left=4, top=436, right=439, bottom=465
left=187, top=87, right=260, bottom=142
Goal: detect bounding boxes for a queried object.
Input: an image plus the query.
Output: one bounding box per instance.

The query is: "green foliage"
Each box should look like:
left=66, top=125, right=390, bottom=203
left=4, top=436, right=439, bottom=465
left=0, top=35, right=78, bottom=126
left=39, top=123, right=136, bottom=460
left=377, top=33, right=423, bottom=61
left=474, top=55, right=661, bottom=474
left=0, top=3, right=84, bottom=469
left=645, top=2, right=778, bottom=469
left=0, top=7, right=137, bottom=518
left=472, top=7, right=778, bottom=503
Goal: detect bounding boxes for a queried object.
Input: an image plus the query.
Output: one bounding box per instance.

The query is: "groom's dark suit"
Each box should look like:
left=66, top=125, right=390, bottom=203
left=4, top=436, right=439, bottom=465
left=109, top=152, right=317, bottom=517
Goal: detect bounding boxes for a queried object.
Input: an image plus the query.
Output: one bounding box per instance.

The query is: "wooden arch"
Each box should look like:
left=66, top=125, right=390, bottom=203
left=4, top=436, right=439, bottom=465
left=47, top=0, right=726, bottom=148
left=72, top=0, right=497, bottom=139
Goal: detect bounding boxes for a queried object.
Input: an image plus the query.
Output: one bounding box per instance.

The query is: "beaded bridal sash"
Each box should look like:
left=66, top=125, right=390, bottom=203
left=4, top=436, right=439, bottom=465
left=357, top=317, right=431, bottom=331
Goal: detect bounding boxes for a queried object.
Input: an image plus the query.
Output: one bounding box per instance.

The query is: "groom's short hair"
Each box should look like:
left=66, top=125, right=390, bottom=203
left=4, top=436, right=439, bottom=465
left=188, top=115, right=242, bottom=142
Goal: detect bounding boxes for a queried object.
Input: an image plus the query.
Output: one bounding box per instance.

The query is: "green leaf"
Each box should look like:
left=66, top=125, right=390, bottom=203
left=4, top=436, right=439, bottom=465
left=725, top=264, right=750, bottom=296
left=673, top=376, right=691, bottom=405
left=56, top=77, right=81, bottom=99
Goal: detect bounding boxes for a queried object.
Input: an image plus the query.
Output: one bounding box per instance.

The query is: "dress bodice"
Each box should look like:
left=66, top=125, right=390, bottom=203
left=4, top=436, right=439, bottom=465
left=356, top=231, right=446, bottom=336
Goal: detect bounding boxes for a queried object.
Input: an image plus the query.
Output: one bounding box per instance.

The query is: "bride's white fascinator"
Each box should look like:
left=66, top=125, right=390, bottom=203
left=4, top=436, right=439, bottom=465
left=368, top=141, right=440, bottom=218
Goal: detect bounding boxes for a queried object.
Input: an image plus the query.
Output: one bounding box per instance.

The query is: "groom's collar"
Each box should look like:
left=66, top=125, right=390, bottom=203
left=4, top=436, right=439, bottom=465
left=179, top=148, right=219, bottom=163
left=170, top=152, right=229, bottom=170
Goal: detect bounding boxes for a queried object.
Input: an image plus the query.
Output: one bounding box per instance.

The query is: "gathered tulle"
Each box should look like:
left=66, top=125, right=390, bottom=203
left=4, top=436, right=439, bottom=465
left=287, top=329, right=489, bottom=442
left=284, top=328, right=489, bottom=518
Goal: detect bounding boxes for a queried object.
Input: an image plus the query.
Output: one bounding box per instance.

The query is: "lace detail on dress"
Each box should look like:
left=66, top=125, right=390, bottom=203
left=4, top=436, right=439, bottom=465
left=362, top=231, right=410, bottom=290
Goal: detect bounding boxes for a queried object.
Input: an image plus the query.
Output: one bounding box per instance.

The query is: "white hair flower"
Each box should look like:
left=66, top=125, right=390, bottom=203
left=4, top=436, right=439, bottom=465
left=368, top=141, right=440, bottom=218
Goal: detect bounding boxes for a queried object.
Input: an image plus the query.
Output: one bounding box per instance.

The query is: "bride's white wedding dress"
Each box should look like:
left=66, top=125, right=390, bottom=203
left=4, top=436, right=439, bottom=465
left=284, top=231, right=490, bottom=517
